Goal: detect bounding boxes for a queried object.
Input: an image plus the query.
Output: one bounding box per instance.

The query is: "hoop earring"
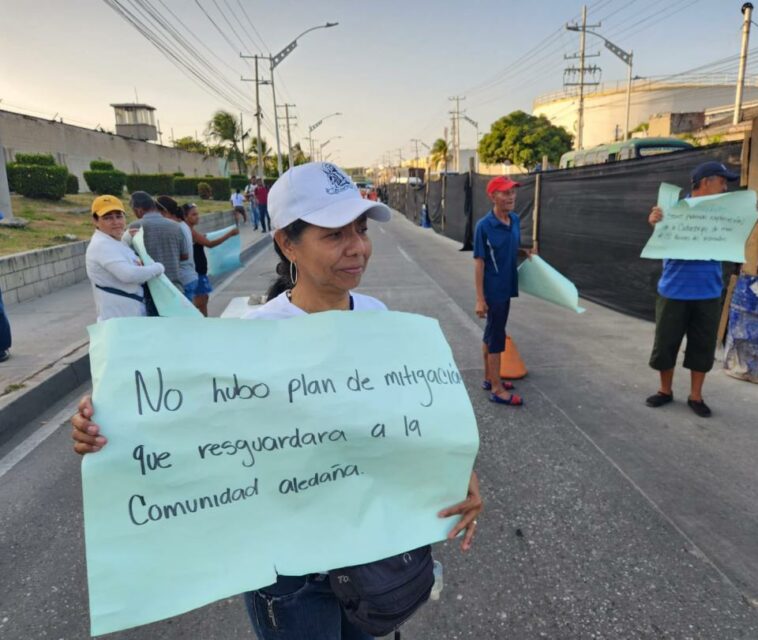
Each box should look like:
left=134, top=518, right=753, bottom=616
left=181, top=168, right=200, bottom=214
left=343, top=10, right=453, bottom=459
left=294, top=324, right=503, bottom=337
left=289, top=261, right=298, bottom=286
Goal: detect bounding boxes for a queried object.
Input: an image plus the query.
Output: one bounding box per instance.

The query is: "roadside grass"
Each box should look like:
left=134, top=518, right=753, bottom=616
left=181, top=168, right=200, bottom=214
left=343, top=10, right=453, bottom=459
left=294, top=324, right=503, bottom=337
left=0, top=193, right=233, bottom=256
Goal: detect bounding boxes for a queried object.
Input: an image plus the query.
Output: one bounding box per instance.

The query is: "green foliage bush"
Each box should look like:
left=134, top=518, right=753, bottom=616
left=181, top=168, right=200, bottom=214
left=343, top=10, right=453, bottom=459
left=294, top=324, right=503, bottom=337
left=174, top=177, right=202, bottom=196
left=90, top=160, right=115, bottom=171
left=14, top=153, right=56, bottom=166
left=8, top=163, right=68, bottom=200
left=173, top=171, right=185, bottom=177
left=197, top=181, right=212, bottom=200
left=66, top=173, right=79, bottom=194
left=230, top=174, right=248, bottom=191
left=205, top=177, right=231, bottom=201
left=126, top=173, right=175, bottom=195
left=83, top=169, right=126, bottom=196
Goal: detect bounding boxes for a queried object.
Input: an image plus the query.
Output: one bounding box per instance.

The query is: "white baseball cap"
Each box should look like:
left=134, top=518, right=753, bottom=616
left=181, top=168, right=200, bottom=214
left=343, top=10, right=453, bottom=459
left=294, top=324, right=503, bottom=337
left=269, top=162, right=391, bottom=230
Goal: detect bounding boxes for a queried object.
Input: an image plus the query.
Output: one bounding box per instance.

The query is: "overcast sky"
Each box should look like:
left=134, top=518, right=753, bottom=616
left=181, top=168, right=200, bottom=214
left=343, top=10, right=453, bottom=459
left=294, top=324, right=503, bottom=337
left=0, top=0, right=750, bottom=167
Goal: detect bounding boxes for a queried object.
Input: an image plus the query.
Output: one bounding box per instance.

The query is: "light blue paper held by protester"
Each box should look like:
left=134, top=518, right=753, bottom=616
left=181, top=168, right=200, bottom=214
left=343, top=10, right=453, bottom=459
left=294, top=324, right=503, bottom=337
left=206, top=224, right=242, bottom=276
left=82, top=312, right=479, bottom=635
left=132, top=229, right=201, bottom=317
left=518, top=255, right=585, bottom=313
left=641, top=183, right=758, bottom=262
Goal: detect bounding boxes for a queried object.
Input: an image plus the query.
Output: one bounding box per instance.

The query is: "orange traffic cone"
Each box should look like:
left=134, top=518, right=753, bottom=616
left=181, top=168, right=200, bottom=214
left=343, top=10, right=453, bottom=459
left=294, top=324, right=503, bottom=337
left=499, top=335, right=527, bottom=379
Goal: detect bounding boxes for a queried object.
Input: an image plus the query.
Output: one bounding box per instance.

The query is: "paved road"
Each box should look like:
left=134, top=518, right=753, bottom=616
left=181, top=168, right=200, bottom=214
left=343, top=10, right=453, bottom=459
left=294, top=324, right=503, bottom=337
left=2, top=212, right=758, bottom=639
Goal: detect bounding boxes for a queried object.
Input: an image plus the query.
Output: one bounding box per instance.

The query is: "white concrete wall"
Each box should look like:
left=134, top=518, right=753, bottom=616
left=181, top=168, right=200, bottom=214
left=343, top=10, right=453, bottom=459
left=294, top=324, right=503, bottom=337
left=0, top=109, right=224, bottom=190
left=0, top=210, right=235, bottom=306
left=533, top=83, right=758, bottom=149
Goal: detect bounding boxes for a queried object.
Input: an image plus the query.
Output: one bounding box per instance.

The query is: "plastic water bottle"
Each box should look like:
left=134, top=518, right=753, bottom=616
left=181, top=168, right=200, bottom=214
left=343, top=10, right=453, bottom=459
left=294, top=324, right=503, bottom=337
left=430, top=560, right=443, bottom=600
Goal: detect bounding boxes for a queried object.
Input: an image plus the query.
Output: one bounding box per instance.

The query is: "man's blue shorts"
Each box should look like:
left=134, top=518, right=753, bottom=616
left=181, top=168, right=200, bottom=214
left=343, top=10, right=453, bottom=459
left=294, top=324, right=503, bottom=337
left=483, top=299, right=511, bottom=353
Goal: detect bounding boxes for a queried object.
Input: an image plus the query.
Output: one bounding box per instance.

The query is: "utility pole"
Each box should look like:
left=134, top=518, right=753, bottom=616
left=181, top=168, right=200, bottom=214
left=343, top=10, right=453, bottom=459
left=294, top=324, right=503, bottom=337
left=0, top=146, right=13, bottom=220
left=734, top=3, right=754, bottom=125
left=280, top=103, right=296, bottom=168
left=239, top=113, right=246, bottom=173
left=448, top=95, right=465, bottom=171
left=565, top=5, right=601, bottom=150
left=241, top=54, right=265, bottom=178
left=268, top=58, right=283, bottom=175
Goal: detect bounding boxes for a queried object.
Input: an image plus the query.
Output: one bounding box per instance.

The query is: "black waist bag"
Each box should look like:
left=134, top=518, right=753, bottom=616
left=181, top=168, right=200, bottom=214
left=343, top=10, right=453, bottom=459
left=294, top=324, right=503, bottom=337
left=329, top=545, right=434, bottom=637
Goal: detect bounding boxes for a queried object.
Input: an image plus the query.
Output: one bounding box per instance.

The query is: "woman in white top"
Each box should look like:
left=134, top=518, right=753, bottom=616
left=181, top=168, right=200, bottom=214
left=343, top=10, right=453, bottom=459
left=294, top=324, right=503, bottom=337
left=85, top=195, right=164, bottom=322
left=72, top=163, right=482, bottom=639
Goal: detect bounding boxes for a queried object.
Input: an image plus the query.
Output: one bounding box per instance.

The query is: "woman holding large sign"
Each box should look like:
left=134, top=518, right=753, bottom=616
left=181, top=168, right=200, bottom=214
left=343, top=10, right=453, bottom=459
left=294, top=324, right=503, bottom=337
left=71, top=162, right=482, bottom=639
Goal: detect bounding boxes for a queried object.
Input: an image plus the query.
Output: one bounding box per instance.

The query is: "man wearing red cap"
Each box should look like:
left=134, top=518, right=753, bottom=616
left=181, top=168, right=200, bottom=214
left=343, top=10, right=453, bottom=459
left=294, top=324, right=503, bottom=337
left=474, top=176, right=533, bottom=405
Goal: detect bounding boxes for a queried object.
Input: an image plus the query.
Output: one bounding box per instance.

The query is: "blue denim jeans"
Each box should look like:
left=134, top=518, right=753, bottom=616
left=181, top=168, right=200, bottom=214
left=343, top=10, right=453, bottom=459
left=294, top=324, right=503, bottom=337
left=250, top=204, right=261, bottom=228
left=0, top=287, right=11, bottom=352
left=258, top=204, right=270, bottom=232
left=243, top=574, right=374, bottom=640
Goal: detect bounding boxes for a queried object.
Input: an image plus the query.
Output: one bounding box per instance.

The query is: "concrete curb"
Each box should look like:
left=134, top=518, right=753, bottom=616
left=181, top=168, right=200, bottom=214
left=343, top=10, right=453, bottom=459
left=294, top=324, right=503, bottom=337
left=0, top=233, right=272, bottom=447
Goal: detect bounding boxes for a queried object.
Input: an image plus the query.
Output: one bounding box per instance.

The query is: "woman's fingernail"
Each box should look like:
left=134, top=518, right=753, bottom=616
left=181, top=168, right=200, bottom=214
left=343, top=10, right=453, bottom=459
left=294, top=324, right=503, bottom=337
left=92, top=446, right=101, bottom=452
left=95, top=437, right=106, bottom=444
left=87, top=426, right=97, bottom=434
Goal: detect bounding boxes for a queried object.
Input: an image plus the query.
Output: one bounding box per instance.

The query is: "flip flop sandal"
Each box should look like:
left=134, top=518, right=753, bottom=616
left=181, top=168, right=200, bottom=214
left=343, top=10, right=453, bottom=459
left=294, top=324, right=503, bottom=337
left=482, top=380, right=515, bottom=391
left=489, top=392, right=523, bottom=406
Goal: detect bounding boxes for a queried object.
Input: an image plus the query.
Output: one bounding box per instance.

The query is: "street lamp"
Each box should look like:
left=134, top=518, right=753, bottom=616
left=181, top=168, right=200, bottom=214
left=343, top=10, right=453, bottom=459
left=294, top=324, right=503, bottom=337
left=308, top=112, right=343, bottom=158
left=461, top=116, right=479, bottom=170
left=269, top=22, right=339, bottom=173
left=568, top=25, right=633, bottom=140
left=320, top=136, right=342, bottom=161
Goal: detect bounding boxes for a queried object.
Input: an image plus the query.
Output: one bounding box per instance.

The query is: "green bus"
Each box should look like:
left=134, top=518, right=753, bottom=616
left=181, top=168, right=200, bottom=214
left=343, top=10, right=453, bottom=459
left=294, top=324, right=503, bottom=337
left=559, top=137, right=693, bottom=169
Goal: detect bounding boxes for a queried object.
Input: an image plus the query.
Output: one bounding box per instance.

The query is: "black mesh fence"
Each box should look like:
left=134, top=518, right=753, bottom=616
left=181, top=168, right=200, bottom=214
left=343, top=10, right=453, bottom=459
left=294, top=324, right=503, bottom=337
left=428, top=180, right=443, bottom=232
left=443, top=174, right=469, bottom=243
left=538, top=142, right=742, bottom=320
left=405, top=186, right=424, bottom=225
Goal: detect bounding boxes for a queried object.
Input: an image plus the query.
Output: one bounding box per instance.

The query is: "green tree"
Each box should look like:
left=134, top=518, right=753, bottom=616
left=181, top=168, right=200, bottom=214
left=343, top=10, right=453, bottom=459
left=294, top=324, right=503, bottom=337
left=206, top=110, right=247, bottom=174
left=247, top=136, right=271, bottom=173
left=478, top=110, right=573, bottom=168
left=173, top=136, right=206, bottom=154
left=430, top=138, right=450, bottom=171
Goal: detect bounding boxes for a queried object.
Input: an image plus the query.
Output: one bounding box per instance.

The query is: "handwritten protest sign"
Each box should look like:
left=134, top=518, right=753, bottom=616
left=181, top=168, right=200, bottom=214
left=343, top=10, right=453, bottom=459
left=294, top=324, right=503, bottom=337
left=132, top=229, right=201, bottom=317
left=82, top=312, right=479, bottom=635
left=206, top=224, right=242, bottom=276
left=518, top=255, right=585, bottom=314
left=641, top=184, right=758, bottom=262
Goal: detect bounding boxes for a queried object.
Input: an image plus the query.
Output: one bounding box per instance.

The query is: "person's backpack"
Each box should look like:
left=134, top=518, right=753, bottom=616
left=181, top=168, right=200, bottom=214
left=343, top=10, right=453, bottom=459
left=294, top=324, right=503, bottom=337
left=329, top=545, right=434, bottom=638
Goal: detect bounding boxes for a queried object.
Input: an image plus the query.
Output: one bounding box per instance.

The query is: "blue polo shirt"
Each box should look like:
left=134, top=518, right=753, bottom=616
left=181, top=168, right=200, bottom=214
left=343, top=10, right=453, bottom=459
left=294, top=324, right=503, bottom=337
left=473, top=210, right=520, bottom=302
left=658, top=259, right=723, bottom=300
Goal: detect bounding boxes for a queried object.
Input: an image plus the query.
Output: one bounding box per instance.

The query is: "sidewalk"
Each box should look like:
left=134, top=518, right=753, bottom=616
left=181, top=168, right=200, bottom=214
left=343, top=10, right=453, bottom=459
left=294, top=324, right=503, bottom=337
left=0, top=222, right=270, bottom=442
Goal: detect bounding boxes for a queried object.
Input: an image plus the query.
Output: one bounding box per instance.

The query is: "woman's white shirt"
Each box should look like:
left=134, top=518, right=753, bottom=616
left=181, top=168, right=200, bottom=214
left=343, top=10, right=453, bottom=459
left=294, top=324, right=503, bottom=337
left=85, top=229, right=164, bottom=322
left=241, top=291, right=387, bottom=320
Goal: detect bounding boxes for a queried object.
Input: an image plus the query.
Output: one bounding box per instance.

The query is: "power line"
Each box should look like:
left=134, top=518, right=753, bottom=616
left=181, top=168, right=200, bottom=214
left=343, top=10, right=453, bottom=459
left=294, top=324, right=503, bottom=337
left=234, top=0, right=268, bottom=52
left=106, top=0, right=249, bottom=112
left=210, top=0, right=254, bottom=55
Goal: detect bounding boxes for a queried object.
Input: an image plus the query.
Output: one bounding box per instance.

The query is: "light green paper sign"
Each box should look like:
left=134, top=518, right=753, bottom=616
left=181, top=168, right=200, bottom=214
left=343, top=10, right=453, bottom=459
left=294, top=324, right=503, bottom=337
left=641, top=183, right=758, bottom=262
left=206, top=225, right=242, bottom=276
left=82, top=312, right=479, bottom=636
left=518, top=255, right=585, bottom=314
left=132, top=229, right=201, bottom=317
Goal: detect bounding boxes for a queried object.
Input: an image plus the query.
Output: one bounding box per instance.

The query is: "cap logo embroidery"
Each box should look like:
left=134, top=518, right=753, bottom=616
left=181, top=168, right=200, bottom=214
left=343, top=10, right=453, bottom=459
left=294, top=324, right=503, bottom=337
left=322, top=163, right=354, bottom=195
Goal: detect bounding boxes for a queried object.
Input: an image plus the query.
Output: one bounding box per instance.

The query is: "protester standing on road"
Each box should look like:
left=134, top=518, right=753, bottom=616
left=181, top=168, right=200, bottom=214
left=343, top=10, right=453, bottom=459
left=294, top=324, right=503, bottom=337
left=156, top=196, right=197, bottom=300
left=127, top=191, right=187, bottom=292
left=0, top=283, right=11, bottom=362
left=71, top=161, right=483, bottom=640
left=85, top=195, right=164, bottom=322
left=183, top=202, right=239, bottom=316
left=254, top=178, right=270, bottom=232
left=245, top=176, right=260, bottom=229
left=231, top=188, right=247, bottom=224
left=474, top=176, right=533, bottom=406
left=645, top=161, right=739, bottom=418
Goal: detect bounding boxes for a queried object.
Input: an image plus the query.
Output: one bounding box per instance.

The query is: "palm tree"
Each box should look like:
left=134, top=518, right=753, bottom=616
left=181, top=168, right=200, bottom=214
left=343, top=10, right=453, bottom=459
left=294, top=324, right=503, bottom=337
left=206, top=110, right=246, bottom=174
left=430, top=138, right=451, bottom=172
left=247, top=136, right=271, bottom=175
